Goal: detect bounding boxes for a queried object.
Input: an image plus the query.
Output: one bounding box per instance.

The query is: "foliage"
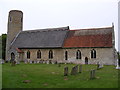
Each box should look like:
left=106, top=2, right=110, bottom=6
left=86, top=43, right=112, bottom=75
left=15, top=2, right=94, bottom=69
left=1, top=34, right=7, bottom=60
left=2, top=63, right=118, bottom=88
left=117, top=52, right=120, bottom=59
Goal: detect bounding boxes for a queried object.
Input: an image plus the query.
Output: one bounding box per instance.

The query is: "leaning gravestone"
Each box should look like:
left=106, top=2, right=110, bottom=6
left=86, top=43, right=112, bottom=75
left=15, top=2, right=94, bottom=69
left=64, top=67, right=68, bottom=76
left=71, top=66, right=77, bottom=75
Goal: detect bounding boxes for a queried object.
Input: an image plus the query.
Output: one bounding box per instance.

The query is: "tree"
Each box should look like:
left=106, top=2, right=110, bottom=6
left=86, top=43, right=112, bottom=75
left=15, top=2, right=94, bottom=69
left=2, top=34, right=7, bottom=60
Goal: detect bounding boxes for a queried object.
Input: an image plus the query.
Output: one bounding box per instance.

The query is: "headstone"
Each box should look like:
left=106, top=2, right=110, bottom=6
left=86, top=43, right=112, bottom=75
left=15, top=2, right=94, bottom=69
left=116, top=59, right=120, bottom=69
left=11, top=61, right=16, bottom=66
left=64, top=67, right=68, bottom=76
left=90, top=69, right=96, bottom=79
left=55, top=61, right=57, bottom=64
left=49, top=60, right=52, bottom=64
left=46, top=60, right=49, bottom=64
left=34, top=61, right=37, bottom=64
left=16, top=61, right=20, bottom=64
left=58, top=63, right=61, bottom=67
left=29, top=60, right=32, bottom=64
left=79, top=65, right=82, bottom=73
left=24, top=60, right=28, bottom=64
left=1, top=60, right=4, bottom=64
left=71, top=66, right=77, bottom=75
left=37, top=60, right=39, bottom=63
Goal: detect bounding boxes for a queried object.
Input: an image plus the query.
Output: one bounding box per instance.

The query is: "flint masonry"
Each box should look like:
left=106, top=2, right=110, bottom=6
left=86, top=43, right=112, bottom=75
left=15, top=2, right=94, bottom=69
left=6, top=10, right=117, bottom=65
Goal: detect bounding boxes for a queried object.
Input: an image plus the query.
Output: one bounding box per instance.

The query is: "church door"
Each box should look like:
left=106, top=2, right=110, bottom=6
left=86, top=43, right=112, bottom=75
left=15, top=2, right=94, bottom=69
left=11, top=52, right=15, bottom=61
left=85, top=57, right=88, bottom=64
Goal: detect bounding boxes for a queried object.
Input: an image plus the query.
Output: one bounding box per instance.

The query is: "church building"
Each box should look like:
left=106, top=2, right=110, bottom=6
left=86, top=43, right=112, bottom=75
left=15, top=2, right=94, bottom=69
left=6, top=10, right=117, bottom=65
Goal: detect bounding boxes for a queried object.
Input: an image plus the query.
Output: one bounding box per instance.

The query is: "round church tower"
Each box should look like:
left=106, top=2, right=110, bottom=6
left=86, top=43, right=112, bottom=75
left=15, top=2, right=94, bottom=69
left=6, top=10, right=23, bottom=61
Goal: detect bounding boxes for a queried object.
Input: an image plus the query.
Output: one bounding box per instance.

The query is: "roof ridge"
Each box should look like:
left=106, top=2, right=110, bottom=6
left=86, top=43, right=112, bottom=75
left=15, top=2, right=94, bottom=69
left=21, top=26, right=69, bottom=33
left=70, top=26, right=112, bottom=31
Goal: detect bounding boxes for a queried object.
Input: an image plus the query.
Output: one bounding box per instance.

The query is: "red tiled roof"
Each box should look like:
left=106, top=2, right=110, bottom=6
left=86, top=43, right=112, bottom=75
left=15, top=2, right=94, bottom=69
left=63, top=27, right=113, bottom=48
left=16, top=48, right=23, bottom=53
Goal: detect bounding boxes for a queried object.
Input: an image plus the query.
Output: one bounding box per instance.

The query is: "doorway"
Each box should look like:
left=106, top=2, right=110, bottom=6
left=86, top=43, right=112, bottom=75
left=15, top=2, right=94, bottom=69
left=11, top=52, right=15, bottom=61
left=85, top=57, right=88, bottom=64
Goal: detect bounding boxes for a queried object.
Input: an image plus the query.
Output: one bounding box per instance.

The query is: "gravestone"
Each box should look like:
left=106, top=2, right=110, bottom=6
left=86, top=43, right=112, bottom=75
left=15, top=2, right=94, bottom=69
left=24, top=60, right=28, bottom=64
left=34, top=61, right=37, bottom=64
left=116, top=59, right=120, bottom=69
left=71, top=66, right=78, bottom=75
left=58, top=63, right=61, bottom=67
left=46, top=60, right=49, bottom=64
left=90, top=69, right=96, bottom=79
left=11, top=60, right=16, bottom=66
left=16, top=61, right=20, bottom=64
left=64, top=67, right=68, bottom=76
left=29, top=60, right=32, bottom=64
left=79, top=65, right=82, bottom=73
left=1, top=60, right=4, bottom=64
left=49, top=60, right=52, bottom=64
left=37, top=60, right=39, bottom=63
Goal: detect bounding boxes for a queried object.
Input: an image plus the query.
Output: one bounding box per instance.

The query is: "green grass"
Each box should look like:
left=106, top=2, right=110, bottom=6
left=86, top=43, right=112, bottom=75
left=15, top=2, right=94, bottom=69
left=2, top=63, right=119, bottom=88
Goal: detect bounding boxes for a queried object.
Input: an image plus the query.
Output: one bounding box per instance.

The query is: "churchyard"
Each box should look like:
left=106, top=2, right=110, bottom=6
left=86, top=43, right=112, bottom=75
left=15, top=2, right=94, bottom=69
left=2, top=62, right=118, bottom=88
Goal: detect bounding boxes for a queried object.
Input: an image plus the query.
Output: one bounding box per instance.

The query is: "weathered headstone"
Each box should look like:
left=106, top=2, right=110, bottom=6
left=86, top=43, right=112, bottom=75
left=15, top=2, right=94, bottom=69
left=34, top=61, right=37, bottom=64
left=11, top=60, right=16, bottom=66
left=79, top=65, right=82, bottom=73
left=37, top=60, right=39, bottom=63
left=90, top=69, right=96, bottom=79
left=116, top=59, right=120, bottom=69
left=24, top=60, right=28, bottom=64
left=64, top=67, right=68, bottom=76
left=58, top=63, right=61, bottom=67
left=29, top=60, right=32, bottom=64
left=71, top=66, right=77, bottom=75
left=49, top=60, right=51, bottom=64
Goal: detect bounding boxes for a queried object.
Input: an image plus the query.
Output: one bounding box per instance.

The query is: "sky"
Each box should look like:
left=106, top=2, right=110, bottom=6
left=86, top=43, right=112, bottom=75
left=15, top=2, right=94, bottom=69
left=0, top=0, right=119, bottom=50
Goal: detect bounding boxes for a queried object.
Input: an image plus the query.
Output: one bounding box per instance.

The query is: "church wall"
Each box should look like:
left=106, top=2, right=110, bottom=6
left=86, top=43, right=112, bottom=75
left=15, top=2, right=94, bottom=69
left=20, top=47, right=115, bottom=65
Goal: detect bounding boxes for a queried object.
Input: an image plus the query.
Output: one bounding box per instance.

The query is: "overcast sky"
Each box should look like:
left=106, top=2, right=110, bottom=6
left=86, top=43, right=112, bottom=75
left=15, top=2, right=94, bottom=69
left=0, top=0, right=119, bottom=50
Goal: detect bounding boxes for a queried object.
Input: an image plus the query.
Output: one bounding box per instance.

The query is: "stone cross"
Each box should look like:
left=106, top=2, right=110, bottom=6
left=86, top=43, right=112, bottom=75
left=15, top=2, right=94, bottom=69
left=64, top=67, right=68, bottom=76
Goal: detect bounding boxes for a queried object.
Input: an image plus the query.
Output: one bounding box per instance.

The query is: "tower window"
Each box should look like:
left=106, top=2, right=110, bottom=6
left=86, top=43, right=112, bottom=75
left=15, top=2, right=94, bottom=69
left=91, top=49, right=96, bottom=58
left=76, top=50, right=81, bottom=59
left=49, top=50, right=53, bottom=59
left=27, top=50, right=30, bottom=59
left=37, top=50, right=41, bottom=59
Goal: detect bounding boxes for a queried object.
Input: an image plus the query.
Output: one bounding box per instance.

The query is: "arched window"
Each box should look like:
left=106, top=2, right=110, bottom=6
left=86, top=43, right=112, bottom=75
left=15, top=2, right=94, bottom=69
left=65, top=51, right=68, bottom=60
left=27, top=50, right=30, bottom=59
left=91, top=49, right=96, bottom=58
left=76, top=50, right=81, bottom=59
left=49, top=50, right=53, bottom=59
left=37, top=50, right=41, bottom=59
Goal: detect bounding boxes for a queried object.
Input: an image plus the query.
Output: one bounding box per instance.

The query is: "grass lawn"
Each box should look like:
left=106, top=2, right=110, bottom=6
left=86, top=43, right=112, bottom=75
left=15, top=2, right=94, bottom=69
left=2, top=63, right=119, bottom=88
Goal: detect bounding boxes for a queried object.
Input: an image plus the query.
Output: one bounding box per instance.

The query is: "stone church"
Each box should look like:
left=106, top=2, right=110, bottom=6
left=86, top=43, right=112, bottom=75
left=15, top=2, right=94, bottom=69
left=6, top=10, right=117, bottom=65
